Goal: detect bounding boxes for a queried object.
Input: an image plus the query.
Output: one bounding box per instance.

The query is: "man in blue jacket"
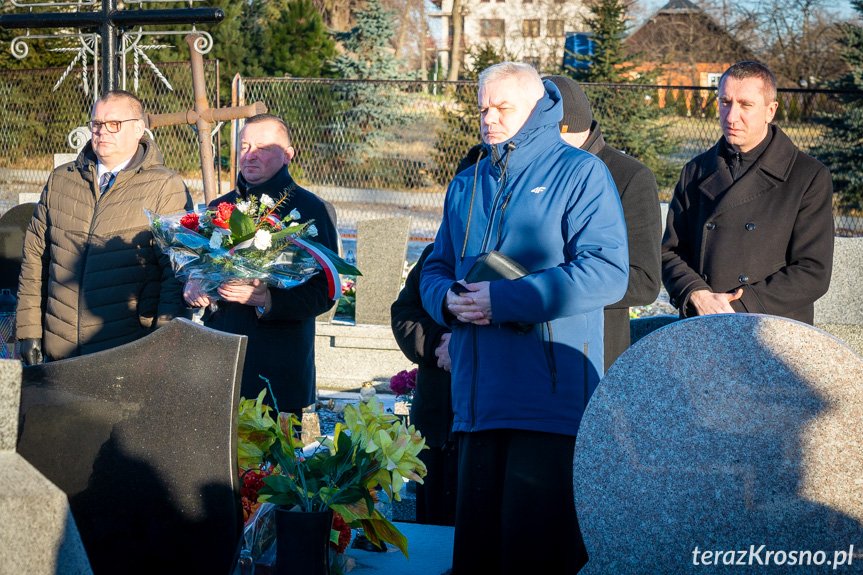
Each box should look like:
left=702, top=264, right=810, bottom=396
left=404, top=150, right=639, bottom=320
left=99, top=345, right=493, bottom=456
left=420, top=62, right=629, bottom=574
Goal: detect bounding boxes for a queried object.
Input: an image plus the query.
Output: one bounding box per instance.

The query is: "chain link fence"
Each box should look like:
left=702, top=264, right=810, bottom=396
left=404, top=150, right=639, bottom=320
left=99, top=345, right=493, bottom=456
left=0, top=60, right=221, bottom=214
left=1, top=71, right=860, bottom=239
left=237, top=78, right=863, bottom=239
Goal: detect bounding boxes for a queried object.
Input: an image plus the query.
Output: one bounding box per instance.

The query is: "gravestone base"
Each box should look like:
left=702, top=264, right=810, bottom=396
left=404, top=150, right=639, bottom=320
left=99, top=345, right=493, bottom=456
left=315, top=322, right=414, bottom=391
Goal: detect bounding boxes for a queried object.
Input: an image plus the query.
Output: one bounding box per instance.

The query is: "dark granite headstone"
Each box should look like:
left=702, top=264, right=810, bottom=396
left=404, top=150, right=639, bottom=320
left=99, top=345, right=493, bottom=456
left=17, top=319, right=247, bottom=575
left=0, top=203, right=35, bottom=293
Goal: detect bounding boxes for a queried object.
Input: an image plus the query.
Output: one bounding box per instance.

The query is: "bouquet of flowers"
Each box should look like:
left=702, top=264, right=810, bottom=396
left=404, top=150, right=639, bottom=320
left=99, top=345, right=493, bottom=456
left=145, top=191, right=359, bottom=301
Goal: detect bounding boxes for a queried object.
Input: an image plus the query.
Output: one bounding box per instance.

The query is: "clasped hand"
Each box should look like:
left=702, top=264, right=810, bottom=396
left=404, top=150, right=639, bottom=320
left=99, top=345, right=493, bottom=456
left=446, top=281, right=492, bottom=325
left=184, top=278, right=269, bottom=308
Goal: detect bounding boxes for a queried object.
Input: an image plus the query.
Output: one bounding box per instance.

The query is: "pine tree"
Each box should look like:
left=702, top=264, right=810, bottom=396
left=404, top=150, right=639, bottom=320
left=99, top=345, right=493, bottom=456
left=264, top=0, right=336, bottom=78
left=816, top=0, right=863, bottom=209
left=329, top=0, right=415, bottom=160
left=568, top=0, right=678, bottom=189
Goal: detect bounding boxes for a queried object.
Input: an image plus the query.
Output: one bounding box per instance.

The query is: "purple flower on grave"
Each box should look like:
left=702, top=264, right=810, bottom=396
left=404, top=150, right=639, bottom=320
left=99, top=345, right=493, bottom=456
left=389, top=368, right=418, bottom=397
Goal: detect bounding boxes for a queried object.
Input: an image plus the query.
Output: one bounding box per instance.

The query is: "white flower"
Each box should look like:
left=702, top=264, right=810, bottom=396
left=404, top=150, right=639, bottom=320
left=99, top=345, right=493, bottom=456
left=308, top=224, right=318, bottom=237
left=237, top=201, right=251, bottom=214
left=289, top=209, right=301, bottom=221
left=209, top=233, right=223, bottom=250
left=254, top=229, right=273, bottom=250
left=260, top=194, right=275, bottom=208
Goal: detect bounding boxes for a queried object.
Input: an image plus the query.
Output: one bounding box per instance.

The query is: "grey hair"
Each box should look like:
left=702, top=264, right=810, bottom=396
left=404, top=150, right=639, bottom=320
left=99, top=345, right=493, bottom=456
left=95, top=90, right=145, bottom=120
left=719, top=61, right=777, bottom=104
left=478, top=61, right=545, bottom=101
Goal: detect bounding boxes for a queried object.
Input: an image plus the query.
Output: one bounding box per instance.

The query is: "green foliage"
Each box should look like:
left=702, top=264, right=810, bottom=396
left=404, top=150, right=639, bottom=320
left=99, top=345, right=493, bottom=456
left=815, top=0, right=863, bottom=209
left=263, top=0, right=336, bottom=78
left=569, top=0, right=679, bottom=189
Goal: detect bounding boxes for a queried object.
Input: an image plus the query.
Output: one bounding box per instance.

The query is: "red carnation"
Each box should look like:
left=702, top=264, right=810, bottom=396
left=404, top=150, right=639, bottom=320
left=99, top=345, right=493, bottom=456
left=179, top=212, right=199, bottom=231
left=217, top=202, right=235, bottom=221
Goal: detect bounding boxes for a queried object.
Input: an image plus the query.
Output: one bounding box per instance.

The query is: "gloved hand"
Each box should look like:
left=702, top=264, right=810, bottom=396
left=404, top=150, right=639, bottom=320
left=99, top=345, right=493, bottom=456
left=20, top=338, right=43, bottom=366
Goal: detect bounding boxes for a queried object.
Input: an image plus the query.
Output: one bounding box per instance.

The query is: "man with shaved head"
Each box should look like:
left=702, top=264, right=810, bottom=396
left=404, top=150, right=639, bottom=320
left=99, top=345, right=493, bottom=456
left=420, top=62, right=629, bottom=573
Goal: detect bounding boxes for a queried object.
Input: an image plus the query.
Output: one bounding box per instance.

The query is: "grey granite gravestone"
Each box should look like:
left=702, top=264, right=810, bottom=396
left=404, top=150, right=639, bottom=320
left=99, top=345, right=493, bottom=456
left=17, top=319, right=247, bottom=575
left=0, top=360, right=93, bottom=574
left=575, top=314, right=863, bottom=574
left=629, top=314, right=678, bottom=347
left=815, top=237, right=863, bottom=325
left=355, top=217, right=411, bottom=326
left=0, top=203, right=35, bottom=293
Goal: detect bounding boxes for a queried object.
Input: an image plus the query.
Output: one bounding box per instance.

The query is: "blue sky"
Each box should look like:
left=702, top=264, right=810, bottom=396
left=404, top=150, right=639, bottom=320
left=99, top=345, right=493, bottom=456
left=637, top=0, right=858, bottom=21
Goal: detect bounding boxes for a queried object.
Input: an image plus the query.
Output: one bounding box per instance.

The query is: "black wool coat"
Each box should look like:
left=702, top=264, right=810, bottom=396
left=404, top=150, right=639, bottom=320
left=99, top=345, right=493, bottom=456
left=662, top=125, right=834, bottom=325
left=390, top=243, right=453, bottom=447
left=584, top=123, right=662, bottom=370
left=204, top=167, right=338, bottom=411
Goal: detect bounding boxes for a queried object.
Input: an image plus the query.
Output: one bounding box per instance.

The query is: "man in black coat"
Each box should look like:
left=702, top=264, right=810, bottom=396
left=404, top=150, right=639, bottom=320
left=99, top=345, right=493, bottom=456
left=545, top=76, right=662, bottom=370
left=662, top=61, right=834, bottom=324
left=391, top=244, right=458, bottom=526
left=184, top=114, right=339, bottom=416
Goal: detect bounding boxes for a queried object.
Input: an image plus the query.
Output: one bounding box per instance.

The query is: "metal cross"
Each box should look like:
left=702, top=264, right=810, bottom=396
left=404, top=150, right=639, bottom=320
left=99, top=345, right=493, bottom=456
left=0, top=0, right=223, bottom=92
left=147, top=34, right=267, bottom=204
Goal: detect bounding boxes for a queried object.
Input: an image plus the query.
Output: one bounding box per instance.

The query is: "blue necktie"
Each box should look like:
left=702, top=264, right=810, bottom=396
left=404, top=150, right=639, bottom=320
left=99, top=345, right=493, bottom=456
left=99, top=172, right=115, bottom=194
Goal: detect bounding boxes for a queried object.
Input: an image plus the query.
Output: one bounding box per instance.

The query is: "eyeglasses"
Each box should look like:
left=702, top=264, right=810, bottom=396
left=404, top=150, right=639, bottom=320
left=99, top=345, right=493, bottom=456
left=88, top=119, right=140, bottom=133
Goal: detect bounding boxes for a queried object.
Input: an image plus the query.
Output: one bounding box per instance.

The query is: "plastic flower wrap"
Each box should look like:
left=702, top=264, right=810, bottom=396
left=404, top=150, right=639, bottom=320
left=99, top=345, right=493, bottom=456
left=145, top=192, right=359, bottom=300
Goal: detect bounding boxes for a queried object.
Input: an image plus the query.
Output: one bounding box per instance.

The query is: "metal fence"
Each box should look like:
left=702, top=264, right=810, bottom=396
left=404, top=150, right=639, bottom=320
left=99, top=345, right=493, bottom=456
left=236, top=77, right=863, bottom=239
left=1, top=70, right=860, bottom=239
left=0, top=60, right=221, bottom=214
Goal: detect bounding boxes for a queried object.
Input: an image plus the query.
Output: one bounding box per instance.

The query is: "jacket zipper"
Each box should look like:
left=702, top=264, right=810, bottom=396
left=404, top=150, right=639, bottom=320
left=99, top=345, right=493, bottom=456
left=480, top=175, right=509, bottom=253
left=470, top=323, right=478, bottom=431
left=541, top=322, right=559, bottom=393
left=79, top=170, right=101, bottom=353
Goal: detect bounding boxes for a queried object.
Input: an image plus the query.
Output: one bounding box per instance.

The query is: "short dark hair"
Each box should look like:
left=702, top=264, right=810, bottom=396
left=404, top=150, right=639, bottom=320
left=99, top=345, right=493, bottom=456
left=242, top=114, right=291, bottom=146
left=95, top=90, right=145, bottom=120
left=719, top=61, right=777, bottom=104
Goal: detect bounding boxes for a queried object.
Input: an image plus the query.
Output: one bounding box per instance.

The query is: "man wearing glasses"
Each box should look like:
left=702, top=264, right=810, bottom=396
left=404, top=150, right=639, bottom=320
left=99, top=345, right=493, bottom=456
left=16, top=90, right=192, bottom=364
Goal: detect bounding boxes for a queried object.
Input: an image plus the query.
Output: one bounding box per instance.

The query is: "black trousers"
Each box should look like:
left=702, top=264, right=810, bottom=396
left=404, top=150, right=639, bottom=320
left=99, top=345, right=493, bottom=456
left=416, top=441, right=459, bottom=526
left=452, top=429, right=588, bottom=575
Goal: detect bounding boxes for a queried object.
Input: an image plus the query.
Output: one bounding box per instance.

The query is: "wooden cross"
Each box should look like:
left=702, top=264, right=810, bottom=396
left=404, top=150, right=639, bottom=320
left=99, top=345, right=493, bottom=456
left=147, top=34, right=267, bottom=204
left=0, top=0, right=223, bottom=91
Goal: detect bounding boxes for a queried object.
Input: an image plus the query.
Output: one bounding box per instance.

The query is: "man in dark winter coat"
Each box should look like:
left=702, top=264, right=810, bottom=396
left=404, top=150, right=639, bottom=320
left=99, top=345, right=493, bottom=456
left=390, top=243, right=457, bottom=526
left=547, top=75, right=661, bottom=370
left=421, top=62, right=628, bottom=575
left=662, top=61, right=834, bottom=324
left=17, top=90, right=192, bottom=365
left=184, top=114, right=339, bottom=417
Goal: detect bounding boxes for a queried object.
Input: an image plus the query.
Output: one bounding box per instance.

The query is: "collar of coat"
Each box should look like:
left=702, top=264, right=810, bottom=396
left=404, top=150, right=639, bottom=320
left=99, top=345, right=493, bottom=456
left=74, top=134, right=163, bottom=183
left=696, top=124, right=799, bottom=205
left=482, top=78, right=565, bottom=178
left=234, top=165, right=298, bottom=204
left=581, top=119, right=607, bottom=156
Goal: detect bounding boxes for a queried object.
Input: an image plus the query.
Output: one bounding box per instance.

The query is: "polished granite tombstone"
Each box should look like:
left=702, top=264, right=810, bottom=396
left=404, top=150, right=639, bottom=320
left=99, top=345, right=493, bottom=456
left=0, top=203, right=35, bottom=293
left=575, top=314, right=863, bottom=574
left=17, top=319, right=247, bottom=575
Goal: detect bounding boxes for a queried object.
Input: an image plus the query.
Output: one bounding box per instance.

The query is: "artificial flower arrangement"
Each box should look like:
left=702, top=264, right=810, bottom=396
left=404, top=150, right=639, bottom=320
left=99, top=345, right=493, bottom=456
left=389, top=368, right=417, bottom=405
left=145, top=191, right=359, bottom=301
left=237, top=389, right=427, bottom=568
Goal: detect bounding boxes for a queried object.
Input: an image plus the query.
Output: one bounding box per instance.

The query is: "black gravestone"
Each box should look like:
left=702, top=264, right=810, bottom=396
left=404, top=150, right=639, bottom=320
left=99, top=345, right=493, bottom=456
left=17, top=319, right=247, bottom=575
left=0, top=203, right=35, bottom=293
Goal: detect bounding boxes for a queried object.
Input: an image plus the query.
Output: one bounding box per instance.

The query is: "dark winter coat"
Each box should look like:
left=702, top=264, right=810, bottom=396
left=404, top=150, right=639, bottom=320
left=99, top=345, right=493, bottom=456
left=17, top=135, right=192, bottom=360
left=391, top=243, right=452, bottom=447
left=662, top=124, right=834, bottom=324
left=420, top=80, right=629, bottom=437
left=203, top=167, right=338, bottom=410
left=583, top=122, right=662, bottom=370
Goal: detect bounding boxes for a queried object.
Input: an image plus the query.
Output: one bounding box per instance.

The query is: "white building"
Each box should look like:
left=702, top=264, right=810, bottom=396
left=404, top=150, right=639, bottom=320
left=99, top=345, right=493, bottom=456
left=430, top=0, right=587, bottom=76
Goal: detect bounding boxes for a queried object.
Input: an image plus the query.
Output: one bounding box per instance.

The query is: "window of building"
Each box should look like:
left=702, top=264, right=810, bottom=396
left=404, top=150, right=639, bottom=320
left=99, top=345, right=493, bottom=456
left=547, top=20, right=564, bottom=38
left=523, top=19, right=540, bottom=38
left=480, top=19, right=506, bottom=38
left=706, top=73, right=722, bottom=87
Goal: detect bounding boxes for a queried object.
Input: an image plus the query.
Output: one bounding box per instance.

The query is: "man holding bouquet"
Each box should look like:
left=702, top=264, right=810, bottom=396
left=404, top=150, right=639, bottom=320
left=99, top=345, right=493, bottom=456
left=17, top=90, right=192, bottom=364
left=183, top=114, right=339, bottom=419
